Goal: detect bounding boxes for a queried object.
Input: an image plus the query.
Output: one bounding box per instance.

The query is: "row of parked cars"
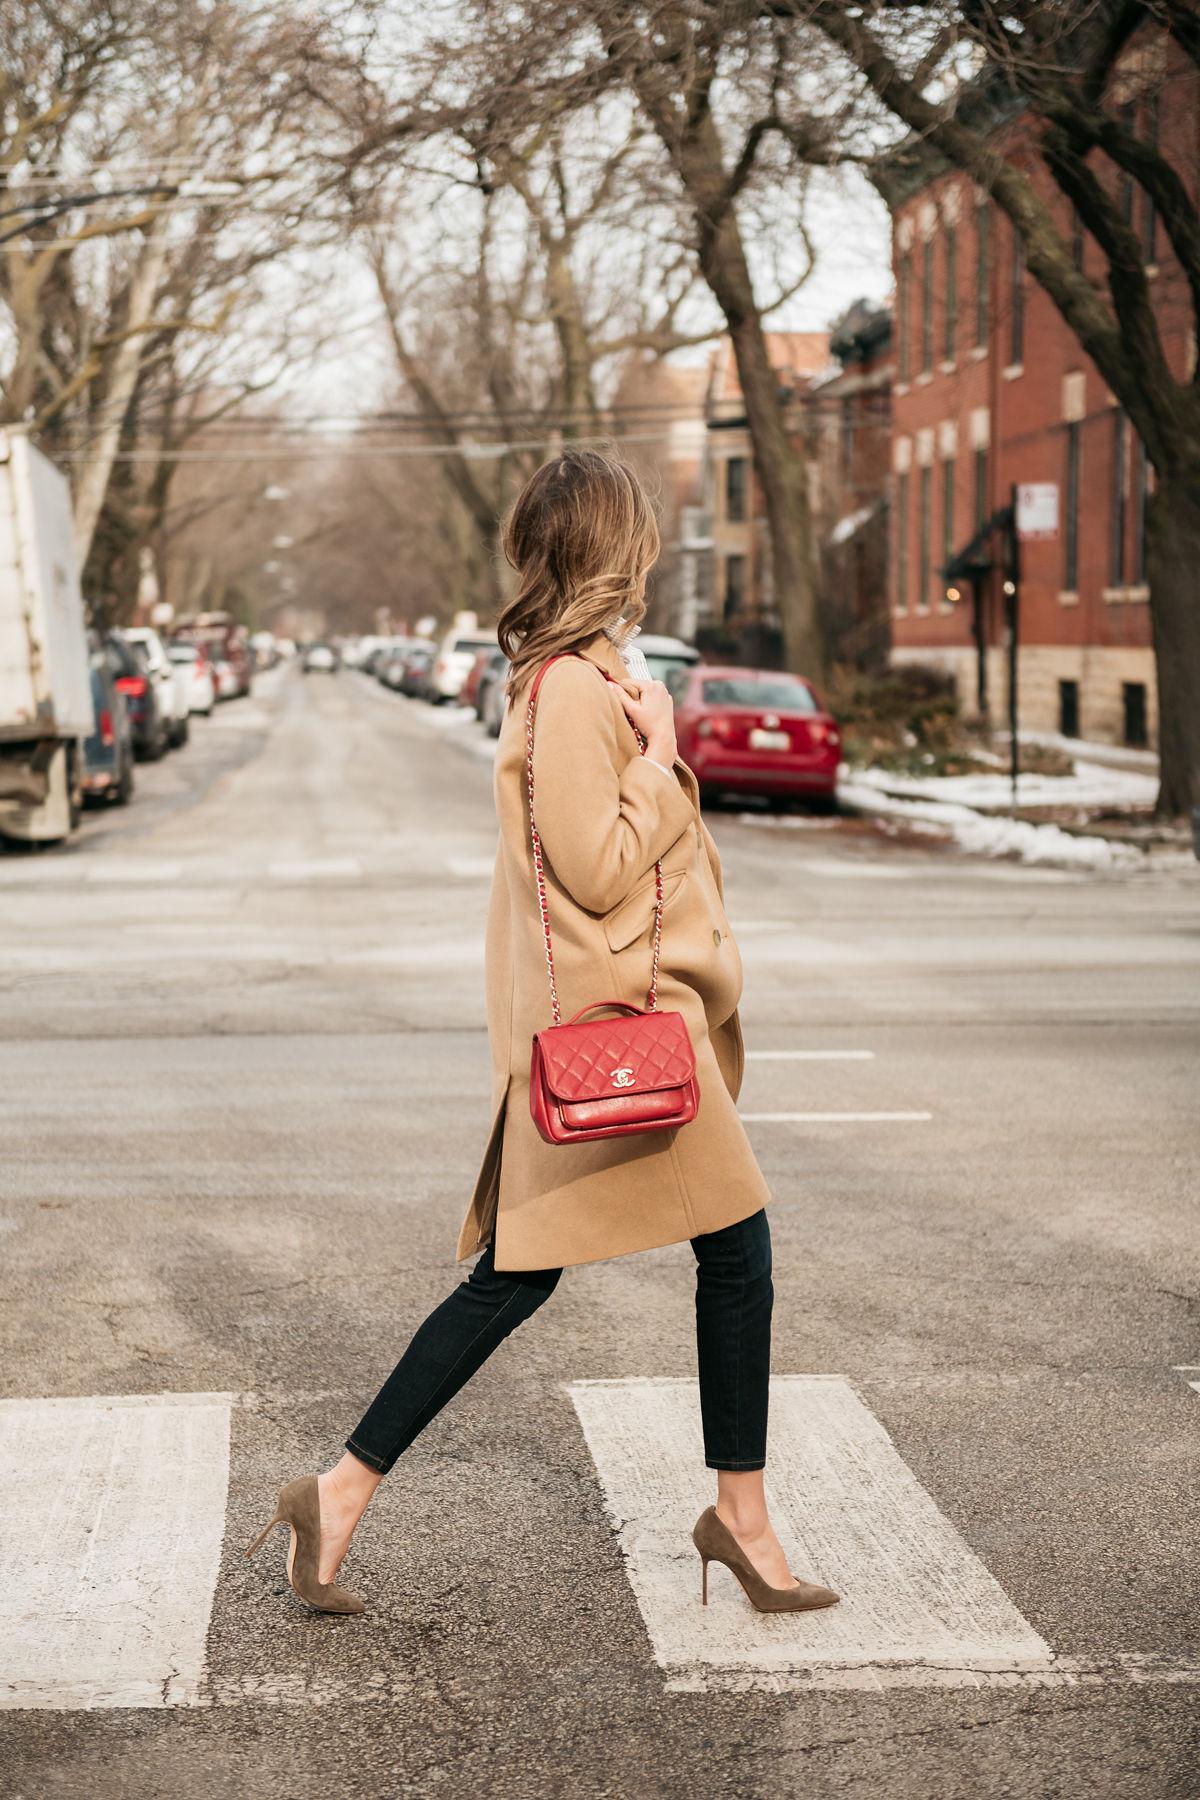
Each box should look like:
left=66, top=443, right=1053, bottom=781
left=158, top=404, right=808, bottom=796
left=341, top=626, right=841, bottom=807
left=82, top=622, right=253, bottom=808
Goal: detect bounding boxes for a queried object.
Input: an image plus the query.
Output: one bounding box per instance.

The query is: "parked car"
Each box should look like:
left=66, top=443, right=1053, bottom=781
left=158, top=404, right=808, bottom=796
left=375, top=638, right=423, bottom=689
left=123, top=627, right=189, bottom=747
left=81, top=651, right=135, bottom=807
left=667, top=665, right=841, bottom=809
left=633, top=633, right=701, bottom=685
left=458, top=647, right=496, bottom=711
left=212, top=656, right=241, bottom=700
left=474, top=649, right=509, bottom=737
left=302, top=643, right=338, bottom=673
left=428, top=628, right=496, bottom=703
left=107, top=632, right=168, bottom=761
left=167, top=641, right=215, bottom=715
left=172, top=612, right=253, bottom=697
left=399, top=643, right=436, bottom=697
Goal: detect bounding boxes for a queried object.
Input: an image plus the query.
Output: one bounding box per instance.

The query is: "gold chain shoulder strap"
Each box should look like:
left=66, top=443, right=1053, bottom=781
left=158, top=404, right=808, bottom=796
left=525, top=654, right=664, bottom=1027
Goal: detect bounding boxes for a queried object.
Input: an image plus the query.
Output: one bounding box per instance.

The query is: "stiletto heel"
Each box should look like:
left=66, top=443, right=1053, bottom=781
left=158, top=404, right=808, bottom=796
left=244, top=1510, right=283, bottom=1559
left=701, top=1558, right=709, bottom=1606
left=245, top=1475, right=364, bottom=1615
left=692, top=1507, right=839, bottom=1614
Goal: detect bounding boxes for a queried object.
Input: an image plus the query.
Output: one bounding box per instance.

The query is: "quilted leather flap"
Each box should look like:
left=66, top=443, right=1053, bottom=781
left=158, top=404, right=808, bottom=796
left=535, top=1008, right=696, bottom=1102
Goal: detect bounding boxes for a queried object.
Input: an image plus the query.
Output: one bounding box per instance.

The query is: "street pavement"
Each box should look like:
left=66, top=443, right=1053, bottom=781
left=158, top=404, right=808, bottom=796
left=1, top=663, right=1198, bottom=1799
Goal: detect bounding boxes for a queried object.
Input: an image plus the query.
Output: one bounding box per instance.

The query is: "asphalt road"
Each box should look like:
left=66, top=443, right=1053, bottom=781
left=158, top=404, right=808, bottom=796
left=1, top=664, right=1198, bottom=1800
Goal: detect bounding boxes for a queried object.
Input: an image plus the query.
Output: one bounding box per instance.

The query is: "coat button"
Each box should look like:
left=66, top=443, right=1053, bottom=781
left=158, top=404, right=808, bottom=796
left=713, top=928, right=722, bottom=946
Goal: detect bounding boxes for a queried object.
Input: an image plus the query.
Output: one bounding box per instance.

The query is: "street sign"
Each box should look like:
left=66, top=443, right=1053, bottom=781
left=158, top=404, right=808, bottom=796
left=1016, top=482, right=1059, bottom=540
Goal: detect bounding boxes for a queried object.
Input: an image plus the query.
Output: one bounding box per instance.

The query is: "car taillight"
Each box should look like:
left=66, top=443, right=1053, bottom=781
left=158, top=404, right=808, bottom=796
left=116, top=676, right=146, bottom=697
left=810, top=720, right=840, bottom=747
left=99, top=708, right=114, bottom=746
left=697, top=716, right=733, bottom=740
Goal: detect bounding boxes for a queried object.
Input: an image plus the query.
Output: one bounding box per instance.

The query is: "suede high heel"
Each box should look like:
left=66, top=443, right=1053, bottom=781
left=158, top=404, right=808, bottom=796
left=693, top=1506, right=839, bottom=1613
left=245, top=1474, right=364, bottom=1615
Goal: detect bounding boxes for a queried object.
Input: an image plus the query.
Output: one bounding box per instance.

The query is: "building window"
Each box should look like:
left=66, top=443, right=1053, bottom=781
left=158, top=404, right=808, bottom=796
left=918, top=465, right=932, bottom=606
left=1123, top=681, right=1148, bottom=748
left=1144, top=92, right=1159, bottom=261
left=1070, top=205, right=1085, bottom=270
left=1111, top=410, right=1127, bottom=585
left=840, top=400, right=856, bottom=483
left=941, top=456, right=955, bottom=575
left=1064, top=421, right=1081, bottom=591
left=973, top=447, right=988, bottom=528
left=921, top=236, right=934, bottom=373
left=1120, top=101, right=1136, bottom=223
left=1133, top=440, right=1148, bottom=584
left=896, top=471, right=910, bottom=610
left=723, top=553, right=746, bottom=620
left=1059, top=679, right=1080, bottom=739
left=725, top=456, right=747, bottom=523
left=898, top=253, right=912, bottom=382
left=1010, top=229, right=1024, bottom=365
left=975, top=205, right=989, bottom=347
left=943, top=226, right=957, bottom=363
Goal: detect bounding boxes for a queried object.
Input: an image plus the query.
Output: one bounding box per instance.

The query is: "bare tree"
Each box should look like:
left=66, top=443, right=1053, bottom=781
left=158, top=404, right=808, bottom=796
left=791, top=0, right=1200, bottom=815
left=2, top=0, right=367, bottom=589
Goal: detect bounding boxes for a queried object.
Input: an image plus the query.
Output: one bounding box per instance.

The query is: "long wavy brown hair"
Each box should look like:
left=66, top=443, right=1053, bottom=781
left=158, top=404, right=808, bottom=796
left=499, top=448, right=660, bottom=693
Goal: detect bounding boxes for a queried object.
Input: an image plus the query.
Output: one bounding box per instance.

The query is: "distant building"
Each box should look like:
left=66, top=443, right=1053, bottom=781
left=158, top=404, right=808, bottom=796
left=883, top=29, right=1197, bottom=748
left=702, top=333, right=830, bottom=663
left=810, top=301, right=894, bottom=671
left=612, top=357, right=710, bottom=640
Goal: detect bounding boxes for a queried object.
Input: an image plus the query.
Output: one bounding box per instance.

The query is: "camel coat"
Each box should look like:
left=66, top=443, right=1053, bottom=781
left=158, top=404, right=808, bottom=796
left=456, top=632, right=771, bottom=1271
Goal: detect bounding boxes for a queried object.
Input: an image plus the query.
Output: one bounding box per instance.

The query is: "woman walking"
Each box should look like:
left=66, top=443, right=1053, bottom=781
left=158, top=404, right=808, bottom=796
left=247, top=450, right=839, bottom=1619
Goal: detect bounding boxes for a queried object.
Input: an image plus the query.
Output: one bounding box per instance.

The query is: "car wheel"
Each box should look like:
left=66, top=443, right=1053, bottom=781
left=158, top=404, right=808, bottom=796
left=113, top=758, right=135, bottom=806
left=174, top=717, right=190, bottom=747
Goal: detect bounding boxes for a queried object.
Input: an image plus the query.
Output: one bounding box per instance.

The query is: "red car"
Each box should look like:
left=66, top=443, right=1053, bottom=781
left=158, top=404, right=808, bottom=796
left=457, top=647, right=495, bottom=711
left=668, top=665, right=840, bottom=809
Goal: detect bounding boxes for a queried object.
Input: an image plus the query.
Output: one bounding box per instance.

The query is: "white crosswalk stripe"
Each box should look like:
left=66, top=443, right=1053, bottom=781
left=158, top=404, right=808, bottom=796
left=567, top=1376, right=1052, bottom=1693
left=740, top=1112, right=932, bottom=1123
left=3, top=1380, right=1196, bottom=1710
left=0, top=1393, right=231, bottom=1711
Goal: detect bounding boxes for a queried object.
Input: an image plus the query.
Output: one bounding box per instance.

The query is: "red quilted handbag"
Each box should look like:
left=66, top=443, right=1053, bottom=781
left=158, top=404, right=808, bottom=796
left=525, top=655, right=699, bottom=1146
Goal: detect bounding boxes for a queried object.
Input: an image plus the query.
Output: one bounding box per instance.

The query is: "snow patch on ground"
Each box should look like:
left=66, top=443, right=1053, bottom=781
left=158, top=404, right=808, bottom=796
left=848, top=761, right=1158, bottom=812
left=837, top=779, right=1143, bottom=871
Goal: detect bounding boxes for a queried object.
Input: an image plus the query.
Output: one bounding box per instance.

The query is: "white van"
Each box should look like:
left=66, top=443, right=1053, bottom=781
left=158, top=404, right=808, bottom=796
left=428, top=627, right=497, bottom=703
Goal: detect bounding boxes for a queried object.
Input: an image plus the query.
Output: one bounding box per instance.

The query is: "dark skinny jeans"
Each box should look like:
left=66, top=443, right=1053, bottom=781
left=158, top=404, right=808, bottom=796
left=347, top=1208, right=773, bottom=1475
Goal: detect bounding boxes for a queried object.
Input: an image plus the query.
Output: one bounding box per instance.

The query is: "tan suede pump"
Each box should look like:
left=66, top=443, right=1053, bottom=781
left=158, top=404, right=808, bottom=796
left=692, top=1506, right=839, bottom=1613
left=245, top=1475, right=364, bottom=1615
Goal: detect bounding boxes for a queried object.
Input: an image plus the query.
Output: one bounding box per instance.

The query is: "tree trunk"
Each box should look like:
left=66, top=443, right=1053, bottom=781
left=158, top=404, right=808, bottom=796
left=643, top=97, right=824, bottom=677
left=694, top=218, right=822, bottom=678
left=72, top=214, right=174, bottom=569
left=544, top=237, right=599, bottom=437
left=1144, top=459, right=1200, bottom=818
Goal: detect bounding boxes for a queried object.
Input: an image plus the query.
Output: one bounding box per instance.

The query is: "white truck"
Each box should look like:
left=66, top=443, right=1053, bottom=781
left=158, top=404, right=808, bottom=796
left=0, top=430, right=92, bottom=843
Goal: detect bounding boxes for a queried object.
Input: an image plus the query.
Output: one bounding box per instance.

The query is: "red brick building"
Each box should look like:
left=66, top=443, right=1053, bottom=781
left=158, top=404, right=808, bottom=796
left=887, top=31, right=1197, bottom=749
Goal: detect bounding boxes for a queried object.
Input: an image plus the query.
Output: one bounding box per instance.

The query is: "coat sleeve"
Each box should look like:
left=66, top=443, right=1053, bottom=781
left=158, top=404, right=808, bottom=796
left=529, top=657, right=696, bottom=914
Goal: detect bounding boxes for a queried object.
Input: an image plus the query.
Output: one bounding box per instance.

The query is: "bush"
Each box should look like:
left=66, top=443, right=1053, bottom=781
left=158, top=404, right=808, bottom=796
left=828, top=663, right=961, bottom=768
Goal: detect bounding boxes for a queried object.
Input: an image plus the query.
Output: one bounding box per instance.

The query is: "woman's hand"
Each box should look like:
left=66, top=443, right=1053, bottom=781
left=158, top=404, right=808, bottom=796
left=616, top=679, right=677, bottom=769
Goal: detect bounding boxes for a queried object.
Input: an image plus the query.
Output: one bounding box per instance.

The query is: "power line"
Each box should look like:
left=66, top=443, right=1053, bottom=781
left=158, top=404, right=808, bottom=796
left=51, top=428, right=696, bottom=465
